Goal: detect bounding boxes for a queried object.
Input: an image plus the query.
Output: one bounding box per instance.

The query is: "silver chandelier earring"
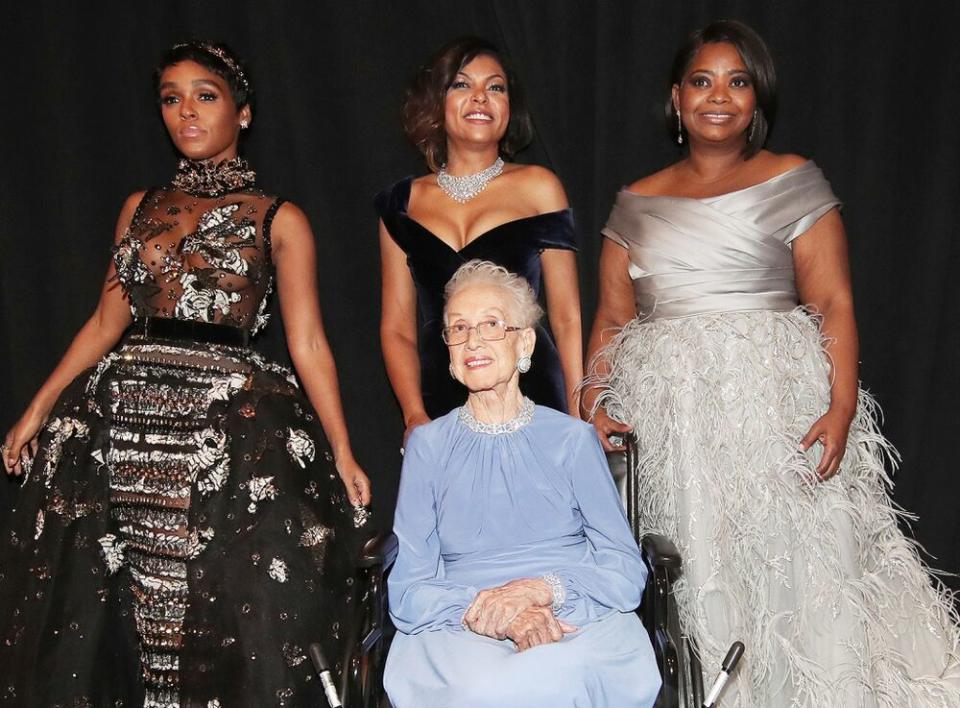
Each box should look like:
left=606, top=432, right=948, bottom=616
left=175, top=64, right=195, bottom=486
left=517, top=355, right=532, bottom=374
left=676, top=110, right=683, bottom=145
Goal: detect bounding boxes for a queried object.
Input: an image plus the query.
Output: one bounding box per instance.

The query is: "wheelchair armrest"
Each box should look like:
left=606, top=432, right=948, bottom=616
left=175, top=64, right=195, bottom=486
left=357, top=532, right=398, bottom=569
left=641, top=533, right=681, bottom=569
left=341, top=533, right=398, bottom=707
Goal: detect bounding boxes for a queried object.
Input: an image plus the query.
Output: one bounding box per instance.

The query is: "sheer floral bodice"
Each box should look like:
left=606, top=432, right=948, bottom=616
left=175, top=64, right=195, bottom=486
left=113, top=158, right=283, bottom=335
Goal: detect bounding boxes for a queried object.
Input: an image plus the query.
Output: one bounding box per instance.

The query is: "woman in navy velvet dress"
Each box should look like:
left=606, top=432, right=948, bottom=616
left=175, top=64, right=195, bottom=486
left=377, top=37, right=582, bottom=439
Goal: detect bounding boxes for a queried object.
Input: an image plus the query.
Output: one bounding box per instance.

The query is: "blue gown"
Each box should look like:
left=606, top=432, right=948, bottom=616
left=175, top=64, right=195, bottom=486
left=384, top=403, right=660, bottom=708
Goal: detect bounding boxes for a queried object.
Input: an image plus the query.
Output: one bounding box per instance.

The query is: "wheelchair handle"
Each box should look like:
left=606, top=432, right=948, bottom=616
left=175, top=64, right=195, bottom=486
left=703, top=641, right=744, bottom=707
left=309, top=642, right=343, bottom=708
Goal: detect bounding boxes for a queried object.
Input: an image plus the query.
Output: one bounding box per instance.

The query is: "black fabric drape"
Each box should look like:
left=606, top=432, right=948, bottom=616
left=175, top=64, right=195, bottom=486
left=2, top=1, right=958, bottom=588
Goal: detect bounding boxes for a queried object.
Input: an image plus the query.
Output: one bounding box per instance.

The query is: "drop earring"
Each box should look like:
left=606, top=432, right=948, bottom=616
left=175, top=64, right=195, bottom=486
left=676, top=110, right=683, bottom=145
left=748, top=110, right=758, bottom=143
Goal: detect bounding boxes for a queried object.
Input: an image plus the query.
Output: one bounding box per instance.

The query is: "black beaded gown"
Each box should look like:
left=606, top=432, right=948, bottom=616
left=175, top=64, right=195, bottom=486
left=375, top=176, right=577, bottom=418
left=0, top=159, right=369, bottom=708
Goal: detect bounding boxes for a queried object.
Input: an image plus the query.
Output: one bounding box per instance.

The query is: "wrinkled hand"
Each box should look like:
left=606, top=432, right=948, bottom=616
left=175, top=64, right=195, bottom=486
left=799, top=406, right=854, bottom=481
left=336, top=456, right=372, bottom=506
left=505, top=606, right=578, bottom=652
left=402, top=412, right=431, bottom=447
left=3, top=407, right=47, bottom=476
left=591, top=407, right=632, bottom=452
left=463, top=578, right=554, bottom=639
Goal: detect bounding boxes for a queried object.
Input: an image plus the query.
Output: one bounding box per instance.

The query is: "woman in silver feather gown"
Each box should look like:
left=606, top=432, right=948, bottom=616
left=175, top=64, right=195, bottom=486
left=584, top=21, right=960, bottom=707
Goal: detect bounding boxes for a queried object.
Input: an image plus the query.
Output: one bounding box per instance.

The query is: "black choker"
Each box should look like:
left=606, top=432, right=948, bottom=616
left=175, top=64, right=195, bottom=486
left=171, top=157, right=257, bottom=197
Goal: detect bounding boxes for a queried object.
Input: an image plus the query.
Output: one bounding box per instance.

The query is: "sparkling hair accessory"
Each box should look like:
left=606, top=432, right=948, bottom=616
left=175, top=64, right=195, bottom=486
left=173, top=41, right=250, bottom=92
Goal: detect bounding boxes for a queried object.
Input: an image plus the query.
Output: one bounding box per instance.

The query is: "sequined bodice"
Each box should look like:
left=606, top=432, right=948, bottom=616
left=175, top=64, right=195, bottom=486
left=114, top=166, right=283, bottom=335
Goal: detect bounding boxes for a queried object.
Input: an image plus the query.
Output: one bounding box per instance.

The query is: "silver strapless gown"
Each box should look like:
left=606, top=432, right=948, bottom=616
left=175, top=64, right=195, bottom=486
left=591, top=162, right=960, bottom=707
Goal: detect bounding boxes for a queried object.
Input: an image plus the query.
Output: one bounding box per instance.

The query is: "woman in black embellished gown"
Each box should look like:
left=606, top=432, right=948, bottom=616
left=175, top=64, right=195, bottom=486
left=377, top=37, right=582, bottom=439
left=1, top=42, right=370, bottom=707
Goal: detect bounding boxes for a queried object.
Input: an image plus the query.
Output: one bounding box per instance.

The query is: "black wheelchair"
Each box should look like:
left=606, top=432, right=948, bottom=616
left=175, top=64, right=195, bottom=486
left=328, top=443, right=706, bottom=708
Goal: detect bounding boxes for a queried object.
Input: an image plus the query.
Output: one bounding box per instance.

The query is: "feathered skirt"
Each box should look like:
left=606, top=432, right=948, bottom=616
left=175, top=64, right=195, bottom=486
left=0, top=333, right=368, bottom=707
left=591, top=308, right=960, bottom=707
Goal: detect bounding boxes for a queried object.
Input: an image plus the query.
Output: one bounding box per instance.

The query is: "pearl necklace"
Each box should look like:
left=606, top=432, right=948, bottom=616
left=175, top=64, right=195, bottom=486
left=436, top=157, right=505, bottom=204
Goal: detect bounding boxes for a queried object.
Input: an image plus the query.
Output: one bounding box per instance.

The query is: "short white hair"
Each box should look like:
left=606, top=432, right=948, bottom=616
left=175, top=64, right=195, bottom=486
left=444, top=259, right=543, bottom=328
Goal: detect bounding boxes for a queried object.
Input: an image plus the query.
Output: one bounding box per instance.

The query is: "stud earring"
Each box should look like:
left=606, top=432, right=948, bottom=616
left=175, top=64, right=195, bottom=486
left=676, top=110, right=683, bottom=145
left=240, top=120, right=249, bottom=130
left=517, top=355, right=532, bottom=374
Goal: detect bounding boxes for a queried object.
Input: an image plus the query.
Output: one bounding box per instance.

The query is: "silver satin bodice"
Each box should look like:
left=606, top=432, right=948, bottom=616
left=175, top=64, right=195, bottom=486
left=602, top=161, right=840, bottom=320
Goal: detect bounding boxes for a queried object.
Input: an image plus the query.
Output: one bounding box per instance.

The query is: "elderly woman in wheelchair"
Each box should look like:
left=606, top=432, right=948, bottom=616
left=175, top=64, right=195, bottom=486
left=383, top=260, right=660, bottom=707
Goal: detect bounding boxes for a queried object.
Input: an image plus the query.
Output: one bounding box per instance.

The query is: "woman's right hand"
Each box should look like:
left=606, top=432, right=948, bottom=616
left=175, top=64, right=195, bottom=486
left=403, top=411, right=431, bottom=446
left=591, top=406, right=633, bottom=452
left=504, top=606, right=578, bottom=652
left=3, top=406, right=49, bottom=476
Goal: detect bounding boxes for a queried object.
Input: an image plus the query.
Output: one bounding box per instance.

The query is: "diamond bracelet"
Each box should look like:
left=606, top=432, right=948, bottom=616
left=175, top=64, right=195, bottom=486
left=541, top=573, right=566, bottom=613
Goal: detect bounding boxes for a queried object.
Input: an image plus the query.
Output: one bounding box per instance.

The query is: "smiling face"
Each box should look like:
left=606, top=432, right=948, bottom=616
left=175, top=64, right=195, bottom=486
left=443, top=54, right=510, bottom=151
left=158, top=60, right=251, bottom=162
left=673, top=42, right=756, bottom=147
left=445, top=282, right=534, bottom=396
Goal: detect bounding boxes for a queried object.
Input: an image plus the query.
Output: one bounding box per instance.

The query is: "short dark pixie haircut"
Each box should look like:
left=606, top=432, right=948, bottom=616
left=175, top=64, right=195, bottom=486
left=667, top=20, right=777, bottom=158
left=402, top=36, right=534, bottom=172
left=155, top=41, right=253, bottom=110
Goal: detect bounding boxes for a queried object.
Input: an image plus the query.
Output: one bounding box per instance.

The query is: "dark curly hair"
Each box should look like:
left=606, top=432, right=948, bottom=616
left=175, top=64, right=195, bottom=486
left=402, top=36, right=533, bottom=172
left=155, top=40, right=253, bottom=110
left=667, top=20, right=777, bottom=158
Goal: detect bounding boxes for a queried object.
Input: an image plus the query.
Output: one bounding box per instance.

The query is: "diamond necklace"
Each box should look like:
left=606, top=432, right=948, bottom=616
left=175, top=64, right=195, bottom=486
left=436, top=157, right=505, bottom=204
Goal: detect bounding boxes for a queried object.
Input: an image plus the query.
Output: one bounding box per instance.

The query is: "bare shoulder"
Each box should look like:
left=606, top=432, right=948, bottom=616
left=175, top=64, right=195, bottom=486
left=625, top=163, right=681, bottom=196
left=121, top=190, right=147, bottom=213
left=755, top=150, right=809, bottom=176
left=271, top=201, right=314, bottom=254
left=411, top=173, right=435, bottom=189
left=503, top=163, right=568, bottom=212
left=274, top=200, right=310, bottom=229
left=118, top=190, right=147, bottom=222
left=408, top=173, right=439, bottom=205
left=115, top=190, right=148, bottom=240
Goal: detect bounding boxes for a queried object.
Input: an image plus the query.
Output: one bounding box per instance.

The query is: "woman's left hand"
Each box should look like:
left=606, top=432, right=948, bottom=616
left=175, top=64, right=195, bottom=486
left=335, top=456, right=372, bottom=506
left=462, top=578, right=553, bottom=639
left=799, top=405, right=854, bottom=481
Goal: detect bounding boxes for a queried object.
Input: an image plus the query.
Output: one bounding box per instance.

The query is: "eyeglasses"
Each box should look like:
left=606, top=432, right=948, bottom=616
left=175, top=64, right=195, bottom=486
left=442, top=319, right=522, bottom=346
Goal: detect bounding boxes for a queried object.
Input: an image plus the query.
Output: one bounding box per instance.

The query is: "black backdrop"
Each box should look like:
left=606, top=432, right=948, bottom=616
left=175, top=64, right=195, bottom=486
left=2, top=1, right=959, bottom=588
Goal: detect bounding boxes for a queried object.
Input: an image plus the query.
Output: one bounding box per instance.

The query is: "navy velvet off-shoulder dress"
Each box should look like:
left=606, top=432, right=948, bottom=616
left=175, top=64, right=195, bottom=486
left=375, top=176, right=577, bottom=417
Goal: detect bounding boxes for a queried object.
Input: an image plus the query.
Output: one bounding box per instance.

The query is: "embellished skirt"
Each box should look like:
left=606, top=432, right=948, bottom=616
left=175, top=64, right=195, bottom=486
left=592, top=308, right=960, bottom=707
left=0, top=331, right=367, bottom=707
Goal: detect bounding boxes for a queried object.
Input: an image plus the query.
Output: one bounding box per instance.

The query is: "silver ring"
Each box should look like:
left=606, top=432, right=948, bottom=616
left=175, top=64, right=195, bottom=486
left=607, top=435, right=624, bottom=448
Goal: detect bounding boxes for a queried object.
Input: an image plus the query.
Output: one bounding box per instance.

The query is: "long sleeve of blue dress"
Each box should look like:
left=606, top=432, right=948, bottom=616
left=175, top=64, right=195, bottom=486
left=388, top=427, right=478, bottom=634
left=552, top=425, right=647, bottom=621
